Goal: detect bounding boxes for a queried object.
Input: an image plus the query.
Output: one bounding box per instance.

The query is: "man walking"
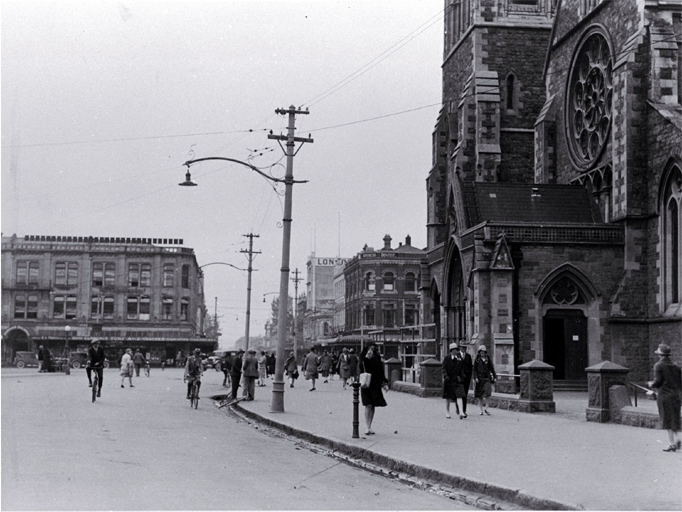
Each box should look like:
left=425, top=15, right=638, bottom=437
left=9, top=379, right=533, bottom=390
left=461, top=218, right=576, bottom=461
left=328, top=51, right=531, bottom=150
left=230, top=350, right=244, bottom=400
left=458, top=344, right=473, bottom=416
left=133, top=349, right=146, bottom=377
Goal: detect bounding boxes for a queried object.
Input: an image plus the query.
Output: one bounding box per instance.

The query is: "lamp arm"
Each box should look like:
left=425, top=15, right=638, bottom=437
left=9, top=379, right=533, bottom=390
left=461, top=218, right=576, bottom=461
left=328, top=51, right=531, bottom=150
left=184, top=157, right=308, bottom=184
left=200, top=262, right=248, bottom=272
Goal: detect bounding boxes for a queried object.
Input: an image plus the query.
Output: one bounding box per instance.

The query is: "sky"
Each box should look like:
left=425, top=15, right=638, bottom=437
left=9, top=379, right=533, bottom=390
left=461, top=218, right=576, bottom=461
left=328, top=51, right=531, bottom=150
left=1, top=0, right=443, bottom=348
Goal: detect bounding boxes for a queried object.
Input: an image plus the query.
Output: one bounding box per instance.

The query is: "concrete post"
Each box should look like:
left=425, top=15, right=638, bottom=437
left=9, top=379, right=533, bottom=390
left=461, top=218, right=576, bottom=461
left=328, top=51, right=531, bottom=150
left=518, top=360, right=555, bottom=413
left=585, top=361, right=630, bottom=423
left=420, top=358, right=443, bottom=397
left=384, top=358, right=401, bottom=386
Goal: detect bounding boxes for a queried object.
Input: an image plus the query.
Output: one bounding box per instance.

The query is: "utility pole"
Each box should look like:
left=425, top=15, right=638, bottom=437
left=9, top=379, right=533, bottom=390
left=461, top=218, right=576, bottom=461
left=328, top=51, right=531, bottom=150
left=291, top=268, right=303, bottom=361
left=268, top=105, right=313, bottom=413
left=240, top=233, right=260, bottom=351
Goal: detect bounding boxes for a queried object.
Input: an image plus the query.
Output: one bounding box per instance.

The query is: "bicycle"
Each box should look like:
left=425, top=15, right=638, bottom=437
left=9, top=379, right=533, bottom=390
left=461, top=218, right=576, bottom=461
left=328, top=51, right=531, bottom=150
left=218, top=395, right=244, bottom=409
left=88, top=365, right=102, bottom=403
left=188, top=378, right=200, bottom=409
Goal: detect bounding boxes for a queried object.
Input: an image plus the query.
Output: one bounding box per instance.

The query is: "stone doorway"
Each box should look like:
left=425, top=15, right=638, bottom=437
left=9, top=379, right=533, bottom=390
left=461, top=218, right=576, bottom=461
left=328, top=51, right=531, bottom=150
left=543, top=309, right=588, bottom=380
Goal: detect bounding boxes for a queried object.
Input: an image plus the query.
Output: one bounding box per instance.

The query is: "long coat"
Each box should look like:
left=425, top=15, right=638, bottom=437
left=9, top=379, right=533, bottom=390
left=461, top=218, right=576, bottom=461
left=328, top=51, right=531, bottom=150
left=442, top=354, right=466, bottom=399
left=242, top=353, right=259, bottom=378
left=651, top=358, right=682, bottom=431
left=360, top=352, right=388, bottom=407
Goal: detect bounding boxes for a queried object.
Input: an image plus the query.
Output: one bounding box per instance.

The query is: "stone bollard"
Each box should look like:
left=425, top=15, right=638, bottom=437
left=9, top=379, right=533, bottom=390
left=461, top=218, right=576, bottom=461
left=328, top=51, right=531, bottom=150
left=585, top=361, right=630, bottom=423
left=352, top=381, right=361, bottom=439
left=517, top=360, right=556, bottom=413
left=419, top=358, right=443, bottom=397
left=384, top=358, right=401, bottom=387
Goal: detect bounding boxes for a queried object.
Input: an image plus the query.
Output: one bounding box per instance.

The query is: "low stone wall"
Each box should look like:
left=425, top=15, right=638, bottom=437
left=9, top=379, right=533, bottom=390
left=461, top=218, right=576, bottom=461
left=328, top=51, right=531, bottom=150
left=618, top=407, right=660, bottom=429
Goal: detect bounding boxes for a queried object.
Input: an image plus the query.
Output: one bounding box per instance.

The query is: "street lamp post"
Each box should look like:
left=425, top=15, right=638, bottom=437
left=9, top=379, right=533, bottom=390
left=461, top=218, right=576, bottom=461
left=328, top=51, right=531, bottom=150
left=180, top=106, right=312, bottom=413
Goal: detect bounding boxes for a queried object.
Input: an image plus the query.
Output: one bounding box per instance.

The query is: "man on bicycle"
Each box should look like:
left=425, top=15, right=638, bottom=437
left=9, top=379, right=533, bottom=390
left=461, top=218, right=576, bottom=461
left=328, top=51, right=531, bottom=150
left=87, top=338, right=106, bottom=397
left=184, top=348, right=204, bottom=399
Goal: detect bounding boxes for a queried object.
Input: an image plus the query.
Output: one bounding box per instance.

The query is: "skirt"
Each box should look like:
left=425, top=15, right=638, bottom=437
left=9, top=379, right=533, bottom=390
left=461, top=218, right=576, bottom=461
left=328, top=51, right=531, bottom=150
left=474, top=380, right=493, bottom=399
left=657, top=393, right=682, bottom=431
left=120, top=367, right=132, bottom=377
left=361, top=385, right=387, bottom=407
left=305, top=370, right=318, bottom=380
left=443, top=380, right=466, bottom=400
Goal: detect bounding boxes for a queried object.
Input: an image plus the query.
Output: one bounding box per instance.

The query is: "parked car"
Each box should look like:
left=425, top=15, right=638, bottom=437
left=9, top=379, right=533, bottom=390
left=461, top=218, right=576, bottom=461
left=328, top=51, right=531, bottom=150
left=209, top=350, right=230, bottom=372
left=69, top=351, right=110, bottom=369
left=14, top=351, right=39, bottom=368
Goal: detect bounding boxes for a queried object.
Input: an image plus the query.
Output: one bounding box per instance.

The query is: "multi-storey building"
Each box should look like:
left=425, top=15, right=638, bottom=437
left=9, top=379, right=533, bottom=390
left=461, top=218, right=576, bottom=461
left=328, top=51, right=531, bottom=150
left=1, top=234, right=216, bottom=366
left=344, top=235, right=425, bottom=342
left=332, top=261, right=346, bottom=335
left=423, top=0, right=681, bottom=383
left=303, top=254, right=350, bottom=346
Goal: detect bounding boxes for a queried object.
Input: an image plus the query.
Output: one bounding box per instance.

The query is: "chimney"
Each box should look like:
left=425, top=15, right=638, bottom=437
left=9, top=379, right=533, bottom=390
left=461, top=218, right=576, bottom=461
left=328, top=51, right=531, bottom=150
left=383, top=234, right=392, bottom=250
left=405, top=234, right=411, bottom=246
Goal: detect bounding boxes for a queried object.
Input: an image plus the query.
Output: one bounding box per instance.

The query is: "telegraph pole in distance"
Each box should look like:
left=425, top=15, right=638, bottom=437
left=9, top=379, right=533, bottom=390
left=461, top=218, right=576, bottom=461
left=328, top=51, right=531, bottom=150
left=269, top=105, right=313, bottom=413
left=291, top=268, right=303, bottom=361
left=240, top=233, right=261, bottom=351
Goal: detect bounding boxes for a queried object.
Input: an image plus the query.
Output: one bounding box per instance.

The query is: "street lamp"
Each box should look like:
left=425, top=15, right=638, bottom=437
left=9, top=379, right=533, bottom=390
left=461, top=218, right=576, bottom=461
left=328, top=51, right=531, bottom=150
left=180, top=106, right=312, bottom=413
left=199, top=262, right=250, bottom=350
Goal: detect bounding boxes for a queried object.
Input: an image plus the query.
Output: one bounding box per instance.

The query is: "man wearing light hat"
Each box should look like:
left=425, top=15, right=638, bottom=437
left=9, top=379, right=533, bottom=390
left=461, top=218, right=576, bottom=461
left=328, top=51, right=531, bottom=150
left=648, top=344, right=681, bottom=452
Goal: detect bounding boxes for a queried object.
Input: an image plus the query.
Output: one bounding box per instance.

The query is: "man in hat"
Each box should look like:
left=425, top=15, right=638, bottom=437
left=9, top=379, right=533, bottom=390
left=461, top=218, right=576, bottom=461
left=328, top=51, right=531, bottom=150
left=230, top=349, right=244, bottom=400
left=648, top=344, right=681, bottom=452
left=184, top=348, right=204, bottom=400
left=87, top=338, right=106, bottom=397
left=241, top=349, right=259, bottom=400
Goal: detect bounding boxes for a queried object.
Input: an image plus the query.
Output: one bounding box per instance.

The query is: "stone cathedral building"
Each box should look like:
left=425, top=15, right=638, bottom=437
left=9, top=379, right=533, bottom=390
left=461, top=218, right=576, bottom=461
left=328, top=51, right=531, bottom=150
left=423, top=0, right=681, bottom=383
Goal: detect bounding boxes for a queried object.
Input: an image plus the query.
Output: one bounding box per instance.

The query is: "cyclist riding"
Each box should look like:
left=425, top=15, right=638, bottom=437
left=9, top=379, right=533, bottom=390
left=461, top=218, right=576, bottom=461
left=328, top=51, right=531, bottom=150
left=184, top=348, right=204, bottom=400
left=87, top=338, right=106, bottom=398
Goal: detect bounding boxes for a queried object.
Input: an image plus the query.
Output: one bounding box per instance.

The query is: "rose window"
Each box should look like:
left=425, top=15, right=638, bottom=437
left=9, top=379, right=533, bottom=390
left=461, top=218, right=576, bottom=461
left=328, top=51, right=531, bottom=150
left=549, top=277, right=583, bottom=305
left=566, top=31, right=613, bottom=169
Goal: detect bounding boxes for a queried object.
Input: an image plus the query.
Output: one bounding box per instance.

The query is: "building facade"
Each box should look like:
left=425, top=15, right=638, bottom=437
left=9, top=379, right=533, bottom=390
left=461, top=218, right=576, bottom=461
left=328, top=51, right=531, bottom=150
left=303, top=254, right=350, bottom=345
left=1, top=234, right=216, bottom=366
left=423, top=0, right=681, bottom=382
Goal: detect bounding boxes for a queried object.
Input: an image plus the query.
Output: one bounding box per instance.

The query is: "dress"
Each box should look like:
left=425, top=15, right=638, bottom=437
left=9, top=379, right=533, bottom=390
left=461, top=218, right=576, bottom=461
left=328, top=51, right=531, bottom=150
left=258, top=354, right=267, bottom=381
left=651, top=358, right=682, bottom=431
left=442, top=354, right=466, bottom=399
left=473, top=355, right=497, bottom=399
left=360, top=353, right=388, bottom=407
left=319, top=354, right=331, bottom=378
left=120, top=353, right=133, bottom=377
left=285, top=356, right=298, bottom=377
left=338, top=353, right=350, bottom=380
left=303, top=352, right=319, bottom=380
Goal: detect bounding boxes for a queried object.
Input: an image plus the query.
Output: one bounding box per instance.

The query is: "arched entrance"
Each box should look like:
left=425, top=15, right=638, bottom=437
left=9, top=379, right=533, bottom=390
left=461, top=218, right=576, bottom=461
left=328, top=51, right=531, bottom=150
left=444, top=245, right=467, bottom=349
left=2, top=327, right=31, bottom=367
left=543, top=309, right=588, bottom=380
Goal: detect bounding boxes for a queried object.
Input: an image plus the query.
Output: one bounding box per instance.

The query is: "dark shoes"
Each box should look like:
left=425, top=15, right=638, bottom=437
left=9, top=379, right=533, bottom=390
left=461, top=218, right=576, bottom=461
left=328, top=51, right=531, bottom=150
left=663, top=445, right=677, bottom=452
left=88, top=383, right=92, bottom=387
left=97, top=392, right=101, bottom=397
left=121, top=385, right=124, bottom=388
left=310, top=387, right=316, bottom=391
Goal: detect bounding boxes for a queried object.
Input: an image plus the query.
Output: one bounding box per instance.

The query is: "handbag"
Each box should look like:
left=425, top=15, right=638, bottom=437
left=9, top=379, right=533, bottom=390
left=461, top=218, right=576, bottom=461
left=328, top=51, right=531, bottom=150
left=293, top=369, right=299, bottom=380
left=359, top=372, right=372, bottom=388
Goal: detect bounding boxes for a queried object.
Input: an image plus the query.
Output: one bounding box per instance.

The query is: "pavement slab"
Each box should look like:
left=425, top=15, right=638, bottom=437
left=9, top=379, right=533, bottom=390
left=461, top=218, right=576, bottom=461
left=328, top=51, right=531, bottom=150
left=233, top=377, right=682, bottom=511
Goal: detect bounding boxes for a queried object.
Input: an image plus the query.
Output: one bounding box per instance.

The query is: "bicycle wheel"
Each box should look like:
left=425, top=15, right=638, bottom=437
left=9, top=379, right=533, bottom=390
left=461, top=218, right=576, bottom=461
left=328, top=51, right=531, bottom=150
left=92, top=375, right=98, bottom=403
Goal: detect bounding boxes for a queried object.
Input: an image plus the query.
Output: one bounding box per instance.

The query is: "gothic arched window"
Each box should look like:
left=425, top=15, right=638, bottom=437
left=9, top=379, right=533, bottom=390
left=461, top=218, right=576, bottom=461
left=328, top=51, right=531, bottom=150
left=662, top=165, right=682, bottom=312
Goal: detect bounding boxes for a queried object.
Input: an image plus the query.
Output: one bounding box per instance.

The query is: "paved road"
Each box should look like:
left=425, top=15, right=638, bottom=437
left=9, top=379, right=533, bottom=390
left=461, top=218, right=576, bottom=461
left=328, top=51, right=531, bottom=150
left=2, top=368, right=472, bottom=510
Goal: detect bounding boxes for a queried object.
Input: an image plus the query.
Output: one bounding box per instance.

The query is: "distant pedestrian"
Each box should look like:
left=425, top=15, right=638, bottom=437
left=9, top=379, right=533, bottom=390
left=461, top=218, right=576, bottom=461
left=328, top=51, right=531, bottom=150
left=331, top=351, right=339, bottom=380
left=176, top=351, right=183, bottom=368
left=43, top=348, right=52, bottom=373
left=221, top=352, right=233, bottom=387
left=338, top=348, right=351, bottom=389
left=319, top=350, right=332, bottom=383
left=184, top=348, right=204, bottom=400
left=348, top=348, right=359, bottom=383
left=458, top=344, right=473, bottom=416
left=359, top=343, right=388, bottom=435
left=442, top=342, right=466, bottom=419
left=285, top=351, right=298, bottom=387
left=87, top=338, right=106, bottom=397
left=303, top=347, right=320, bottom=391
left=257, top=351, right=267, bottom=387
left=230, top=350, right=244, bottom=400
left=242, top=349, right=259, bottom=400
left=648, top=344, right=681, bottom=452
left=37, top=345, right=44, bottom=372
left=267, top=352, right=276, bottom=378
left=120, top=348, right=134, bottom=388
left=133, top=349, right=146, bottom=377
left=473, top=345, right=496, bottom=415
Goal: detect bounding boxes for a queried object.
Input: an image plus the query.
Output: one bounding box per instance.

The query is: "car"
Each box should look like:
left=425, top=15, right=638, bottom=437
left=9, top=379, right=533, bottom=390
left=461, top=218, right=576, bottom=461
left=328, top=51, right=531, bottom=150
left=69, top=352, right=110, bottom=369
left=14, top=351, right=39, bottom=368
left=209, top=350, right=231, bottom=372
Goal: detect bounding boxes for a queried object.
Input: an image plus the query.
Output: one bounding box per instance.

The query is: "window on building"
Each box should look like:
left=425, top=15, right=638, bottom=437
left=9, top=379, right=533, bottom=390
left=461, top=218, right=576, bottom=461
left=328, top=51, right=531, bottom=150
left=182, top=265, right=190, bottom=289
left=140, top=296, right=150, bottom=320
left=506, top=74, right=515, bottom=110
left=55, top=262, right=77, bottom=286
left=383, top=272, right=395, bottom=292
left=128, top=264, right=140, bottom=287
left=14, top=295, right=26, bottom=318
left=127, top=296, right=150, bottom=320
left=104, top=263, right=115, bottom=286
left=163, top=264, right=174, bottom=287
left=53, top=296, right=64, bottom=318
left=364, top=272, right=375, bottom=292
left=65, top=296, right=77, bottom=319
left=26, top=295, right=38, bottom=319
left=383, top=304, right=395, bottom=327
left=364, top=305, right=375, bottom=326
left=93, top=263, right=104, bottom=286
left=91, top=297, right=101, bottom=318
left=16, top=261, right=40, bottom=285
left=67, top=263, right=78, bottom=286
left=103, top=296, right=115, bottom=319
left=405, top=304, right=419, bottom=325
left=663, top=165, right=682, bottom=310
left=180, top=298, right=189, bottom=321
left=140, top=264, right=151, bottom=287
left=405, top=272, right=417, bottom=292
left=162, top=297, right=174, bottom=320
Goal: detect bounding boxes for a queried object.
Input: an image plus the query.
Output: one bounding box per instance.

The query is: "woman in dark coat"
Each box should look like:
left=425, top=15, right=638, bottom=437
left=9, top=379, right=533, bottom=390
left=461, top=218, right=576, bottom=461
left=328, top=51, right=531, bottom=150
left=648, top=344, right=681, bottom=452
left=284, top=351, right=298, bottom=388
left=473, top=345, right=496, bottom=416
left=359, top=343, right=388, bottom=435
left=442, top=342, right=466, bottom=419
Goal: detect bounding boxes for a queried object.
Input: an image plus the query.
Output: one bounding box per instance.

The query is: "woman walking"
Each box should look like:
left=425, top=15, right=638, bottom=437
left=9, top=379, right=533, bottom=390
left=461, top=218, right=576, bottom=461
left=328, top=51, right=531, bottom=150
left=120, top=348, right=134, bottom=388
left=338, top=348, right=351, bottom=389
left=257, top=351, right=267, bottom=387
left=348, top=348, right=359, bottom=384
left=648, top=344, right=681, bottom=452
left=442, top=342, right=466, bottom=419
left=319, top=350, right=332, bottom=383
left=360, top=343, right=388, bottom=435
left=473, top=345, right=496, bottom=415
left=284, top=351, right=298, bottom=388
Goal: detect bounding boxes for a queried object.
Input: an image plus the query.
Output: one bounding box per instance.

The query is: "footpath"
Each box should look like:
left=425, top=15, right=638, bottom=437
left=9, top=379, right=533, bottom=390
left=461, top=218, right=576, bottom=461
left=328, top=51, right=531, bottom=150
left=227, top=377, right=682, bottom=511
